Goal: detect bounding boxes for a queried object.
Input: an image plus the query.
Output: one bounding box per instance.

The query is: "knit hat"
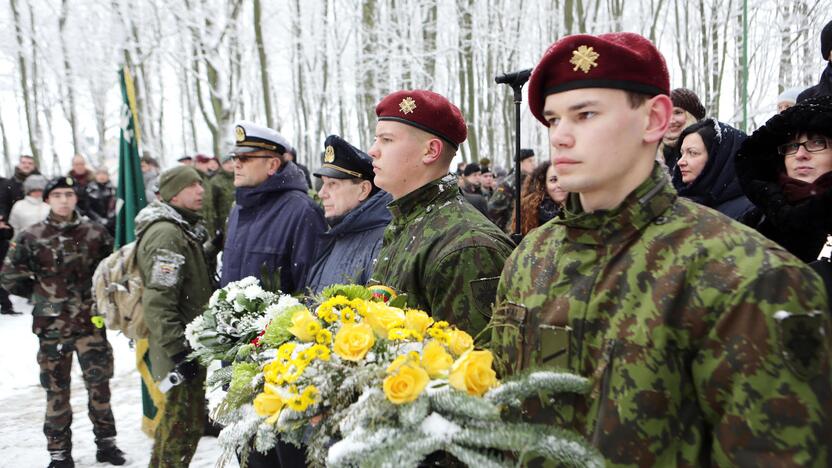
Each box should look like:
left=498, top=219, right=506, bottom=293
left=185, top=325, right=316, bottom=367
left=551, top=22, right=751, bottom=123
left=463, top=163, right=481, bottom=177
left=159, top=166, right=202, bottom=202
left=670, top=88, right=706, bottom=120
left=23, top=174, right=47, bottom=194
left=822, top=19, right=832, bottom=61
left=519, top=149, right=535, bottom=161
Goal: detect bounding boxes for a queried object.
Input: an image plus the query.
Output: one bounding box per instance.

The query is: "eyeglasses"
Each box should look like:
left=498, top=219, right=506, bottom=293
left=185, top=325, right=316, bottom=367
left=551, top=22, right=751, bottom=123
left=777, top=138, right=829, bottom=156
left=228, top=153, right=275, bottom=163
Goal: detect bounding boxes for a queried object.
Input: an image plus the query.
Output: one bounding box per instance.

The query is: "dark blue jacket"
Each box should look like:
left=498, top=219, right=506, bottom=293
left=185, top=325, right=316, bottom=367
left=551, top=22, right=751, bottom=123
left=305, top=190, right=392, bottom=293
left=221, top=162, right=326, bottom=293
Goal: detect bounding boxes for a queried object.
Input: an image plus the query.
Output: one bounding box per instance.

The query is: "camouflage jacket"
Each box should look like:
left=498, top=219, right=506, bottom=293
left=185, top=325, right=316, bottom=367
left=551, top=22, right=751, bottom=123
left=0, top=211, right=113, bottom=337
left=488, top=173, right=524, bottom=232
left=491, top=163, right=832, bottom=467
left=136, top=201, right=213, bottom=379
left=370, top=175, right=514, bottom=337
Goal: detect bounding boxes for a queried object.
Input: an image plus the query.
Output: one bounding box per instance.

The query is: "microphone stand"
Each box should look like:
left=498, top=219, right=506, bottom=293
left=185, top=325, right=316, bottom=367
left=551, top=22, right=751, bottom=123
left=495, top=68, right=531, bottom=246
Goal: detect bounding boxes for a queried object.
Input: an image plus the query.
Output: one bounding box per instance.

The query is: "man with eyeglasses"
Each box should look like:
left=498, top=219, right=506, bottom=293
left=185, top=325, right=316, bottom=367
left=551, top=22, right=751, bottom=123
left=738, top=95, right=832, bottom=263
left=221, top=121, right=325, bottom=294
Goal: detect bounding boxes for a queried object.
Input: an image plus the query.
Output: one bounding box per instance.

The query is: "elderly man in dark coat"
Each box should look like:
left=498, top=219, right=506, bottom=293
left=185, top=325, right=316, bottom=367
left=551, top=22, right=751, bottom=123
left=306, top=135, right=392, bottom=293
left=221, top=121, right=326, bottom=294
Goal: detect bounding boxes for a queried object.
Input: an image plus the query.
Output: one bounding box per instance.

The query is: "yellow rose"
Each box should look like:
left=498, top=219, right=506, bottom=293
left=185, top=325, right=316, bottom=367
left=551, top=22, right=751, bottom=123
left=404, top=309, right=434, bottom=335
left=253, top=383, right=284, bottom=417
left=447, top=328, right=474, bottom=356
left=421, top=340, right=454, bottom=378
left=448, top=350, right=498, bottom=396
left=383, top=361, right=429, bottom=404
left=333, top=322, right=376, bottom=361
left=288, top=307, right=321, bottom=342
left=362, top=302, right=405, bottom=337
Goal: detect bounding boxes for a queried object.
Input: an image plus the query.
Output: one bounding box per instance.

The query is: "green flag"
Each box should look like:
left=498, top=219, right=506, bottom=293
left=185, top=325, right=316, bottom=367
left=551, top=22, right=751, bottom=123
left=115, top=66, right=146, bottom=248
left=116, top=66, right=164, bottom=437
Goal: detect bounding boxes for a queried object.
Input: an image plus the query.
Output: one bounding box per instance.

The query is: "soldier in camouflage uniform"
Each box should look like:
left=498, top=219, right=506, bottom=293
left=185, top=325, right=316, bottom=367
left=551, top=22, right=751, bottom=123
left=135, top=166, right=213, bottom=468
left=0, top=177, right=125, bottom=468
left=367, top=90, right=514, bottom=337
left=490, top=33, right=832, bottom=466
left=487, top=148, right=536, bottom=232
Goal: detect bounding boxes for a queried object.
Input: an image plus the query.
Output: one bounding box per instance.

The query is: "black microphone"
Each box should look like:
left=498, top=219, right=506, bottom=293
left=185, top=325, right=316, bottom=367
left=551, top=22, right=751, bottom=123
left=494, top=68, right=532, bottom=86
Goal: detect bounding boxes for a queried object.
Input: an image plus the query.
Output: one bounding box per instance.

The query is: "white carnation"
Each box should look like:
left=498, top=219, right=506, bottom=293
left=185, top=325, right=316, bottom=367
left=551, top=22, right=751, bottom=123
left=244, top=284, right=265, bottom=300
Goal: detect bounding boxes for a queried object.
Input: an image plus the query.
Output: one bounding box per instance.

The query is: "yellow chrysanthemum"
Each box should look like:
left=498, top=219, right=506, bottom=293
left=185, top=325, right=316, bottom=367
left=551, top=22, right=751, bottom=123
left=315, top=329, right=333, bottom=345
left=310, top=344, right=331, bottom=361
left=301, top=385, right=320, bottom=406
left=349, top=298, right=368, bottom=317
left=277, top=342, right=297, bottom=360
left=341, top=307, right=356, bottom=323
left=287, top=394, right=307, bottom=412
left=388, top=328, right=422, bottom=341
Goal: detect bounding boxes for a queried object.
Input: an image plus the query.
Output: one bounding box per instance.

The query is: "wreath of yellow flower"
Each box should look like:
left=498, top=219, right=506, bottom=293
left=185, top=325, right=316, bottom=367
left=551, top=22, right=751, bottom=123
left=341, top=307, right=357, bottom=323
left=388, top=327, right=422, bottom=342
left=315, top=329, right=333, bottom=345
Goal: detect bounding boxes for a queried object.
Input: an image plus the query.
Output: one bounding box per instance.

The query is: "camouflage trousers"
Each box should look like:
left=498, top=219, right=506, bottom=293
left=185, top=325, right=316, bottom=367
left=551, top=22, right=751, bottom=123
left=36, top=329, right=116, bottom=454
left=149, top=369, right=206, bottom=468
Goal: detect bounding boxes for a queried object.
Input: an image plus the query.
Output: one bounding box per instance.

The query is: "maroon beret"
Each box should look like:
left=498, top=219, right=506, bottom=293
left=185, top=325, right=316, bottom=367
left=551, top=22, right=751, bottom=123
left=528, top=32, right=670, bottom=125
left=194, top=153, right=211, bottom=163
left=375, top=90, right=467, bottom=148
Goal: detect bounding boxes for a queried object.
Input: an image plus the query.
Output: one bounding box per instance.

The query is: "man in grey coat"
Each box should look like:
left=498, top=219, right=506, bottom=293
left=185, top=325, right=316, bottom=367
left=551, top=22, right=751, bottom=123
left=306, top=135, right=392, bottom=293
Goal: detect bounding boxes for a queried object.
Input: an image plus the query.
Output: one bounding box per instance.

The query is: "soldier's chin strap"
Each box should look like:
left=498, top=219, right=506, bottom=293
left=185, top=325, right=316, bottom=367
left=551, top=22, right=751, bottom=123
left=495, top=68, right=532, bottom=246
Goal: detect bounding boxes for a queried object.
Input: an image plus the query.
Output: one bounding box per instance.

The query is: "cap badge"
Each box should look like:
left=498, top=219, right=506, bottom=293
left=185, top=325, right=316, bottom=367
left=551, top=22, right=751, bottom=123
left=570, top=45, right=599, bottom=74
left=235, top=126, right=246, bottom=142
left=324, top=145, right=336, bottom=163
left=399, top=96, right=417, bottom=115
left=66, top=177, right=74, bottom=186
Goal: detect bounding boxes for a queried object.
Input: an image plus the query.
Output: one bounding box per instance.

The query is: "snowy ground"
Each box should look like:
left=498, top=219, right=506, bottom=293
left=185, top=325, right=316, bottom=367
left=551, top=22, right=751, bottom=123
left=0, top=295, right=237, bottom=468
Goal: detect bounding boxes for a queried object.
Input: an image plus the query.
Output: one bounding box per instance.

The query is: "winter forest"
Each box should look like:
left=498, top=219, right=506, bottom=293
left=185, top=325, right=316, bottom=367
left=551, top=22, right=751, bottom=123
left=0, top=0, right=828, bottom=176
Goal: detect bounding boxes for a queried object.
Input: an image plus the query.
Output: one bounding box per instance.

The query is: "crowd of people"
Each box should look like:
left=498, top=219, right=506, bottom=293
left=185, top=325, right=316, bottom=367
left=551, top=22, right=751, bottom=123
left=0, top=18, right=831, bottom=468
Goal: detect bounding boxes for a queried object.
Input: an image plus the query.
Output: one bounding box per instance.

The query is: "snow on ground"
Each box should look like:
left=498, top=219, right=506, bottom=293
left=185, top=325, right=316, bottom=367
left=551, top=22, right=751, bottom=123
left=0, top=295, right=237, bottom=468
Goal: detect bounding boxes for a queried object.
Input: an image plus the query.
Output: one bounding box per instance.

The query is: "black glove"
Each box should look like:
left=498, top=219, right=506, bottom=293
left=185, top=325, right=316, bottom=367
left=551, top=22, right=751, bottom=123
left=171, top=350, right=201, bottom=382
left=211, top=229, right=224, bottom=250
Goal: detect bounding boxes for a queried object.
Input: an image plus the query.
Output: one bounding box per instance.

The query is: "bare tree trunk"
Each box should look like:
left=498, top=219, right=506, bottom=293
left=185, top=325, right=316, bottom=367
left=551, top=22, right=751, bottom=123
left=253, top=0, right=275, bottom=128
left=59, top=0, right=80, bottom=155
left=10, top=0, right=40, bottom=165
left=0, top=114, right=10, bottom=175
left=423, top=0, right=437, bottom=82
left=457, top=0, right=477, bottom=162
left=358, top=0, right=377, bottom=150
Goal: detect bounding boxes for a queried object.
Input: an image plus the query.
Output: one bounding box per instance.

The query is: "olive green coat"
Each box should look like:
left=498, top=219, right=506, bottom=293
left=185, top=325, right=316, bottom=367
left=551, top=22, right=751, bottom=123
left=135, top=201, right=213, bottom=380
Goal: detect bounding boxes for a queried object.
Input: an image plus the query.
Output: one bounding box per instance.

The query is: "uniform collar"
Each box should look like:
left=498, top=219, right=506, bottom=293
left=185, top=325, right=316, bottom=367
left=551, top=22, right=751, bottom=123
left=387, top=174, right=459, bottom=226
left=555, top=163, right=675, bottom=245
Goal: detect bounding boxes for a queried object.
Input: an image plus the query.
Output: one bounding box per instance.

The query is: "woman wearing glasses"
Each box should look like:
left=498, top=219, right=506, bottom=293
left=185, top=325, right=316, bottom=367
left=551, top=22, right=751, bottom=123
left=673, top=118, right=754, bottom=220
left=737, top=95, right=832, bottom=264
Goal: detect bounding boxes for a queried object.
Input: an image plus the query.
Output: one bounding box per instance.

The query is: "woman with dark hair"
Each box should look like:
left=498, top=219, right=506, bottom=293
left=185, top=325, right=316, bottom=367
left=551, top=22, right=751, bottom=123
left=673, top=118, right=754, bottom=220
left=737, top=95, right=832, bottom=263
left=511, top=161, right=568, bottom=236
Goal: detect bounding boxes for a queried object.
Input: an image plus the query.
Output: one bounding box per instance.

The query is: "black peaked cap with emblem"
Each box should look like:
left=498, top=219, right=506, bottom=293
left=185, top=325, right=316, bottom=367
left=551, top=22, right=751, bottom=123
left=314, top=135, right=375, bottom=181
left=43, top=176, right=77, bottom=201
left=231, top=120, right=293, bottom=155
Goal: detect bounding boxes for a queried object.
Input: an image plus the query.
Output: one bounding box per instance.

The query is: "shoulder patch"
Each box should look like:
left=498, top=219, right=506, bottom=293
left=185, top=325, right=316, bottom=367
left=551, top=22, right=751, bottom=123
left=775, top=310, right=828, bottom=380
left=149, top=249, right=185, bottom=288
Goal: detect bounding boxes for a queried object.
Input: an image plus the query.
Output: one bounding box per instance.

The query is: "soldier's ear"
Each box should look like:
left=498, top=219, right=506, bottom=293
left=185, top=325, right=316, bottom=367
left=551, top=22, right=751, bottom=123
left=421, top=138, right=444, bottom=165
left=267, top=156, right=282, bottom=176
left=644, top=94, right=672, bottom=146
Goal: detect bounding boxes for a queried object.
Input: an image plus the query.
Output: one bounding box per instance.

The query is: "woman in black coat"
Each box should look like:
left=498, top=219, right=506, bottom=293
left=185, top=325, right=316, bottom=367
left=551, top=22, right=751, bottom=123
left=736, top=95, right=832, bottom=263
left=673, top=118, right=754, bottom=220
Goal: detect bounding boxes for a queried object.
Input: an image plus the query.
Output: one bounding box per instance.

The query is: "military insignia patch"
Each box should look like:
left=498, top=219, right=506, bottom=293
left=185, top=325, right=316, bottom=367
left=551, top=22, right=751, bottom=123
left=775, top=310, right=828, bottom=380
left=399, top=96, right=417, bottom=115
left=235, top=125, right=246, bottom=142
left=570, top=45, right=599, bottom=74
left=324, top=145, right=335, bottom=163
left=149, top=249, right=186, bottom=288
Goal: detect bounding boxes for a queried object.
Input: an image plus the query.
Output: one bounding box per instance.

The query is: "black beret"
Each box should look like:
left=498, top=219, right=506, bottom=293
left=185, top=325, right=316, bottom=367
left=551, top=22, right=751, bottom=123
left=43, top=177, right=77, bottom=201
